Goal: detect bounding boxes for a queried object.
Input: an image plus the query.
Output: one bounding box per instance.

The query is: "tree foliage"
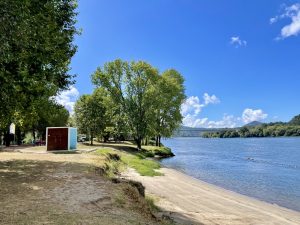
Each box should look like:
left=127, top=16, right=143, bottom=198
left=0, top=0, right=78, bottom=137
left=152, top=69, right=185, bottom=146
left=203, top=122, right=300, bottom=138
left=2, top=97, right=69, bottom=146
left=74, top=89, right=108, bottom=145
left=91, top=59, right=186, bottom=149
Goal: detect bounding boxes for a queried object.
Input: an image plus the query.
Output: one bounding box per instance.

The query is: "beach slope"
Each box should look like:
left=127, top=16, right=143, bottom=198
left=122, top=168, right=300, bottom=225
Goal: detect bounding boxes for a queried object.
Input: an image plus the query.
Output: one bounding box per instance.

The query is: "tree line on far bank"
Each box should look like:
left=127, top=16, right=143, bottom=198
left=202, top=115, right=300, bottom=138
left=74, top=59, right=186, bottom=149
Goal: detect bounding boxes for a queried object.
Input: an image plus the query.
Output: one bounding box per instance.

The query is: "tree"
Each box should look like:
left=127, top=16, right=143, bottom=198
left=35, top=101, right=70, bottom=140
left=239, top=127, right=250, bottom=137
left=92, top=59, right=186, bottom=149
left=0, top=0, right=78, bottom=143
left=14, top=98, right=69, bottom=142
left=152, top=69, right=186, bottom=146
left=92, top=59, right=159, bottom=149
left=67, top=116, right=76, bottom=127
left=102, top=94, right=129, bottom=142
left=74, top=89, right=108, bottom=145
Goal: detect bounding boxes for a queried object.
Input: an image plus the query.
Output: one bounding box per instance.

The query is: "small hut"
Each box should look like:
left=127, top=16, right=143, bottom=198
left=46, top=127, right=77, bottom=151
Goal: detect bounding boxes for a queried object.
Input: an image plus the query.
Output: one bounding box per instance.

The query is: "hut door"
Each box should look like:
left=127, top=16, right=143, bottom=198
left=47, top=128, right=68, bottom=151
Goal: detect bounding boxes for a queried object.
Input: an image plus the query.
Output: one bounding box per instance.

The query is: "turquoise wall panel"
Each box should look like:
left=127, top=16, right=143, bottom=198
left=69, top=128, right=77, bottom=150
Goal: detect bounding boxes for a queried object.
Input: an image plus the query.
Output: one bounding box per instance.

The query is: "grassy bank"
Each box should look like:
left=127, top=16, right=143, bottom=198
left=89, top=141, right=175, bottom=177
left=94, top=148, right=163, bottom=177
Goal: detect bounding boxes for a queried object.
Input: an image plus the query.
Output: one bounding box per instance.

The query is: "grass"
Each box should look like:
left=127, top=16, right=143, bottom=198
left=122, top=153, right=162, bottom=176
left=95, top=148, right=163, bottom=177
left=141, top=146, right=175, bottom=158
left=145, top=195, right=160, bottom=213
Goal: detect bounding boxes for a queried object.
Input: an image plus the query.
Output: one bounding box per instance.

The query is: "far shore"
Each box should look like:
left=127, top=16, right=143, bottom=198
left=122, top=167, right=300, bottom=225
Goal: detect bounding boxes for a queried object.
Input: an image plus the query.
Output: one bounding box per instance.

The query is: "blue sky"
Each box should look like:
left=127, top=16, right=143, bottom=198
left=58, top=0, right=300, bottom=128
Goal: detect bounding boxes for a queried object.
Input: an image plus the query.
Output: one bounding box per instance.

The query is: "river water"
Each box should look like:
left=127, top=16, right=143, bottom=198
left=162, top=137, right=300, bottom=211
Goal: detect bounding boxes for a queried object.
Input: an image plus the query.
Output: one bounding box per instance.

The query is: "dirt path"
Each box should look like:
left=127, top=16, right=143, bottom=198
left=122, top=168, right=300, bottom=225
left=0, top=153, right=166, bottom=225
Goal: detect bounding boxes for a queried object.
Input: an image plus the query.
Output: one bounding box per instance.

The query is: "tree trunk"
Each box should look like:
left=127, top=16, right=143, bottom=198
left=4, top=127, right=10, bottom=147
left=158, top=135, right=161, bottom=147
left=32, top=129, right=36, bottom=143
left=0, top=131, right=3, bottom=149
left=0, top=131, right=2, bottom=147
left=90, top=132, right=93, bottom=145
left=155, top=136, right=159, bottom=146
left=16, top=126, right=22, bottom=145
left=136, top=137, right=142, bottom=150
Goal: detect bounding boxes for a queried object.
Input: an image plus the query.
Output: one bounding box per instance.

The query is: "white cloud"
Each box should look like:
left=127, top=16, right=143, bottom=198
left=270, top=17, right=278, bottom=24
left=181, top=94, right=220, bottom=117
left=242, top=108, right=268, bottom=123
left=182, top=114, right=208, bottom=128
left=206, top=115, right=238, bottom=128
left=183, top=114, right=238, bottom=129
left=181, top=94, right=269, bottom=128
left=55, top=86, right=79, bottom=114
left=203, top=93, right=220, bottom=105
left=230, top=36, right=247, bottom=47
left=181, top=96, right=203, bottom=117
left=181, top=94, right=222, bottom=127
left=271, top=3, right=300, bottom=39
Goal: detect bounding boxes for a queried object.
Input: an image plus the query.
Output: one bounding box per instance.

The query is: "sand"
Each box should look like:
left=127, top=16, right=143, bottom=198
left=122, top=167, right=300, bottom=225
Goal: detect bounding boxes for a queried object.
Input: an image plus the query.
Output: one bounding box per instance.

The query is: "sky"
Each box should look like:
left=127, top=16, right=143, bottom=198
left=57, top=0, right=300, bottom=128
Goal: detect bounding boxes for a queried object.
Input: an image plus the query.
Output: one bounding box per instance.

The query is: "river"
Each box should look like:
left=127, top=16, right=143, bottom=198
left=162, top=137, right=300, bottom=211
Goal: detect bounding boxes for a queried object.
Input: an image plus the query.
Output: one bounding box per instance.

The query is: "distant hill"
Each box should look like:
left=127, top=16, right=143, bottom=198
left=289, top=114, right=300, bottom=125
left=173, top=126, right=224, bottom=137
left=244, top=121, right=263, bottom=127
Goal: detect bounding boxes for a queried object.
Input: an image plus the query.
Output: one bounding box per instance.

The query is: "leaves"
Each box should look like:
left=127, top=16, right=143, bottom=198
left=0, top=0, right=78, bottom=129
left=92, top=59, right=186, bottom=148
left=74, top=88, right=109, bottom=144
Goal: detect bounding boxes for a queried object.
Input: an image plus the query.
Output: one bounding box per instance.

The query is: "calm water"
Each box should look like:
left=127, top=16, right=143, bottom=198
left=161, top=137, right=300, bottom=211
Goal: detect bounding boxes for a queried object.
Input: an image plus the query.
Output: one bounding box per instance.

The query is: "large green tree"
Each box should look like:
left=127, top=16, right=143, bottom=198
left=0, top=0, right=78, bottom=139
left=92, top=59, right=159, bottom=149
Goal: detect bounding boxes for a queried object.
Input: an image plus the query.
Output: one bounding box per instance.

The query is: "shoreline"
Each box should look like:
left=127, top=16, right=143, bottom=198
left=122, top=167, right=300, bottom=225
left=160, top=164, right=300, bottom=212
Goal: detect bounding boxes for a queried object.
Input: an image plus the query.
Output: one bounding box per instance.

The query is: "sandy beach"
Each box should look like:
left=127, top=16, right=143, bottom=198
left=122, top=167, right=300, bottom=225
